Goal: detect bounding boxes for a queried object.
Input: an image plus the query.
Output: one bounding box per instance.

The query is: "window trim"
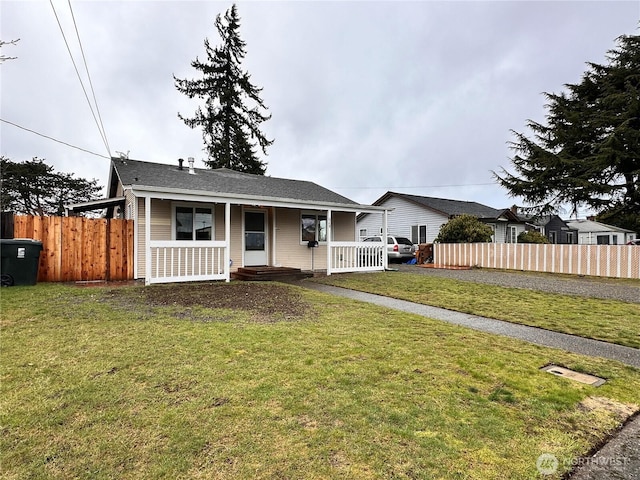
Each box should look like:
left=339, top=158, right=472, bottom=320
left=171, top=202, right=215, bottom=241
left=411, top=224, right=427, bottom=244
left=300, top=211, right=329, bottom=244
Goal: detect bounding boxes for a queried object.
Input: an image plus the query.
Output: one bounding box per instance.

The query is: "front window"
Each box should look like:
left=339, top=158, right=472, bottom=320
left=176, top=206, right=212, bottom=240
left=411, top=225, right=427, bottom=244
left=301, top=214, right=327, bottom=243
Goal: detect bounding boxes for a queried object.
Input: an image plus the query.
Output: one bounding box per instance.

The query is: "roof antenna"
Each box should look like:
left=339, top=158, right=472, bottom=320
left=115, top=150, right=129, bottom=160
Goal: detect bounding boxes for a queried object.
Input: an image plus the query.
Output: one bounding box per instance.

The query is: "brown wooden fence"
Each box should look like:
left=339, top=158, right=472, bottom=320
left=12, top=215, right=134, bottom=282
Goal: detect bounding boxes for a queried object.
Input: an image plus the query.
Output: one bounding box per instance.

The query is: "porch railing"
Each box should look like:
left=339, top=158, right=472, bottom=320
left=148, top=241, right=228, bottom=284
left=329, top=241, right=386, bottom=274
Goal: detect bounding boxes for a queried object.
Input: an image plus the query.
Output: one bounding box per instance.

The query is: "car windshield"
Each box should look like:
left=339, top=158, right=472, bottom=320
left=395, top=237, right=413, bottom=245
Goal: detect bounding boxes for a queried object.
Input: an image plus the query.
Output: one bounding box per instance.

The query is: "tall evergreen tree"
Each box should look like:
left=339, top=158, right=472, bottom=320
left=174, top=4, right=272, bottom=174
left=494, top=34, right=640, bottom=232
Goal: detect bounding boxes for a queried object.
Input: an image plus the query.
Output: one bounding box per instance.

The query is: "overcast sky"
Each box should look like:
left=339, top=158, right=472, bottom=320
left=2, top=1, right=638, bottom=214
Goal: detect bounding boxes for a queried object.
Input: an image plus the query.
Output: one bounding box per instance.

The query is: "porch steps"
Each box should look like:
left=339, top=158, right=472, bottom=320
left=231, top=267, right=315, bottom=282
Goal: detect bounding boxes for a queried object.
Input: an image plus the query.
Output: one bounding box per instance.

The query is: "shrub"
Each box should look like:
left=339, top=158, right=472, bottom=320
left=435, top=214, right=493, bottom=243
left=517, top=230, right=550, bottom=244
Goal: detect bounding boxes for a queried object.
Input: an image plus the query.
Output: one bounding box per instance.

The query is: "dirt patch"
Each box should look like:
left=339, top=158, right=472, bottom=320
left=106, top=282, right=311, bottom=322
left=580, top=396, right=639, bottom=422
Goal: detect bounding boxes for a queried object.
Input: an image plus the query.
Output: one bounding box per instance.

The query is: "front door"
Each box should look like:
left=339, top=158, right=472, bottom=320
left=244, top=210, right=268, bottom=266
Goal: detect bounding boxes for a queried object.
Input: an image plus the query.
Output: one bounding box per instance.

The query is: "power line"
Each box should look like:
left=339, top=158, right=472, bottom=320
left=49, top=0, right=111, bottom=157
left=67, top=0, right=111, bottom=157
left=1, top=118, right=110, bottom=158
left=331, top=183, right=496, bottom=190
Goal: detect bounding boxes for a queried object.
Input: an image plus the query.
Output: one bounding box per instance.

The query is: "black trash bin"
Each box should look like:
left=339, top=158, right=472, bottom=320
left=0, top=239, right=43, bottom=286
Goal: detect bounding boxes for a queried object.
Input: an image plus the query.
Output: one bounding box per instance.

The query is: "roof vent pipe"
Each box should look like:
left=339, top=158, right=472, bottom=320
left=188, top=157, right=195, bottom=174
left=178, top=158, right=184, bottom=170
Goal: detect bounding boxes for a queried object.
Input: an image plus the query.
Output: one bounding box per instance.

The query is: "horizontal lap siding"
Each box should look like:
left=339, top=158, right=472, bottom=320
left=356, top=197, right=448, bottom=242
left=136, top=198, right=171, bottom=278
left=275, top=208, right=312, bottom=269
left=274, top=209, right=356, bottom=270
left=230, top=206, right=242, bottom=271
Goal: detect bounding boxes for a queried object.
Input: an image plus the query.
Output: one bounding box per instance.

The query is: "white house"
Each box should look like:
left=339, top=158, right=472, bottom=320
left=566, top=219, right=637, bottom=245
left=67, top=157, right=391, bottom=284
left=356, top=192, right=526, bottom=244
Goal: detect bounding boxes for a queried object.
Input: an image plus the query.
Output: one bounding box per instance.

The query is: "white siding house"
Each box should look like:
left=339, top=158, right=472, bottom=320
left=566, top=219, right=637, bottom=245
left=357, top=192, right=525, bottom=244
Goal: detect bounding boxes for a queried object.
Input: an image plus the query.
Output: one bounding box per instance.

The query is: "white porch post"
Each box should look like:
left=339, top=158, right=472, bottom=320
left=144, top=195, right=151, bottom=285
left=271, top=207, right=277, bottom=266
left=326, top=209, right=332, bottom=276
left=383, top=209, right=389, bottom=270
left=133, top=193, right=139, bottom=280
left=224, top=202, right=231, bottom=282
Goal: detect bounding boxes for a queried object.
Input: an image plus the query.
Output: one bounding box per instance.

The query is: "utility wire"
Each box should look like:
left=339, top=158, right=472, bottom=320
left=49, top=0, right=111, bottom=157
left=67, top=0, right=111, bottom=157
left=331, top=183, right=496, bottom=189
left=1, top=118, right=110, bottom=159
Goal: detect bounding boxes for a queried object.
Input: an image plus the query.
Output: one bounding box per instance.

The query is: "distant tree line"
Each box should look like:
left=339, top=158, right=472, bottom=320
left=1, top=157, right=102, bottom=216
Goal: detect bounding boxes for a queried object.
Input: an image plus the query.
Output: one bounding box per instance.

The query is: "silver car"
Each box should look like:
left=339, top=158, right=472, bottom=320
left=363, top=235, right=416, bottom=263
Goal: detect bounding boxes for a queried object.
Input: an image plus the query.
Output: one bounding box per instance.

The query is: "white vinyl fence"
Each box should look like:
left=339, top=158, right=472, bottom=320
left=433, top=243, right=640, bottom=279
left=328, top=242, right=386, bottom=274
left=147, top=241, right=228, bottom=284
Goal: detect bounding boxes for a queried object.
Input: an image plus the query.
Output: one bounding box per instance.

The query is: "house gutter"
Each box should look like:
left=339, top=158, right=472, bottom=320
left=128, top=184, right=389, bottom=214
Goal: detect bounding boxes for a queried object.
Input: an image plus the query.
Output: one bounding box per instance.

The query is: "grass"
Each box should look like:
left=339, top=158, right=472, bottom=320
left=1, top=282, right=639, bottom=479
left=313, top=271, right=640, bottom=349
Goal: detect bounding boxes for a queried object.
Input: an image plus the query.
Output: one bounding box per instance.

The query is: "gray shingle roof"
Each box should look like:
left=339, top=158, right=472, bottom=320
left=384, top=192, right=503, bottom=219
left=112, top=158, right=358, bottom=206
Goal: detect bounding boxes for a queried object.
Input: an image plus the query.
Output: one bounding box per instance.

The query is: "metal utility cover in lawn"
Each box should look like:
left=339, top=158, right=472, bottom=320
left=541, top=365, right=606, bottom=387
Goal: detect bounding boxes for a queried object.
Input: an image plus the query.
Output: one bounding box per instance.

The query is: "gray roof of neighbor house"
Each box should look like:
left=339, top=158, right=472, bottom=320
left=110, top=158, right=359, bottom=206
left=566, top=219, right=636, bottom=234
left=359, top=191, right=518, bottom=220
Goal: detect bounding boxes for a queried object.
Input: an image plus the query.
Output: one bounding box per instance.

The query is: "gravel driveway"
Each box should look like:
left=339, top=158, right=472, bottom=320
left=394, top=264, right=640, bottom=304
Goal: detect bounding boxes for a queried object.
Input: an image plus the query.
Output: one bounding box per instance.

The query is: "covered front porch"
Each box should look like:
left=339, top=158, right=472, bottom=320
left=134, top=188, right=390, bottom=285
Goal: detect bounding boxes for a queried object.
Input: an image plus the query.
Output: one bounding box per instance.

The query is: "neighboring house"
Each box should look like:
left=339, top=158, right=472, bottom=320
left=67, top=157, right=389, bottom=284
left=356, top=192, right=525, bottom=244
left=521, top=214, right=578, bottom=244
left=565, top=219, right=637, bottom=245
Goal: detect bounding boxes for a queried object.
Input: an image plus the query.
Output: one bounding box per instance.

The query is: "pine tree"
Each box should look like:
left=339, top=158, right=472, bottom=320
left=494, top=34, right=640, bottom=232
left=174, top=4, right=272, bottom=174
left=0, top=157, right=102, bottom=216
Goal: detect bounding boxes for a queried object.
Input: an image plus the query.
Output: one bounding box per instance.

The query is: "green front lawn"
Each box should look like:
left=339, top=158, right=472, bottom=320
left=314, top=271, right=640, bottom=348
left=1, top=283, right=639, bottom=479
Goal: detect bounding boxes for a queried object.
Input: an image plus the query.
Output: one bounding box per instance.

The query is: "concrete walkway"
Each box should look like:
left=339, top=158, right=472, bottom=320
left=303, top=282, right=640, bottom=368
left=299, top=281, right=640, bottom=479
